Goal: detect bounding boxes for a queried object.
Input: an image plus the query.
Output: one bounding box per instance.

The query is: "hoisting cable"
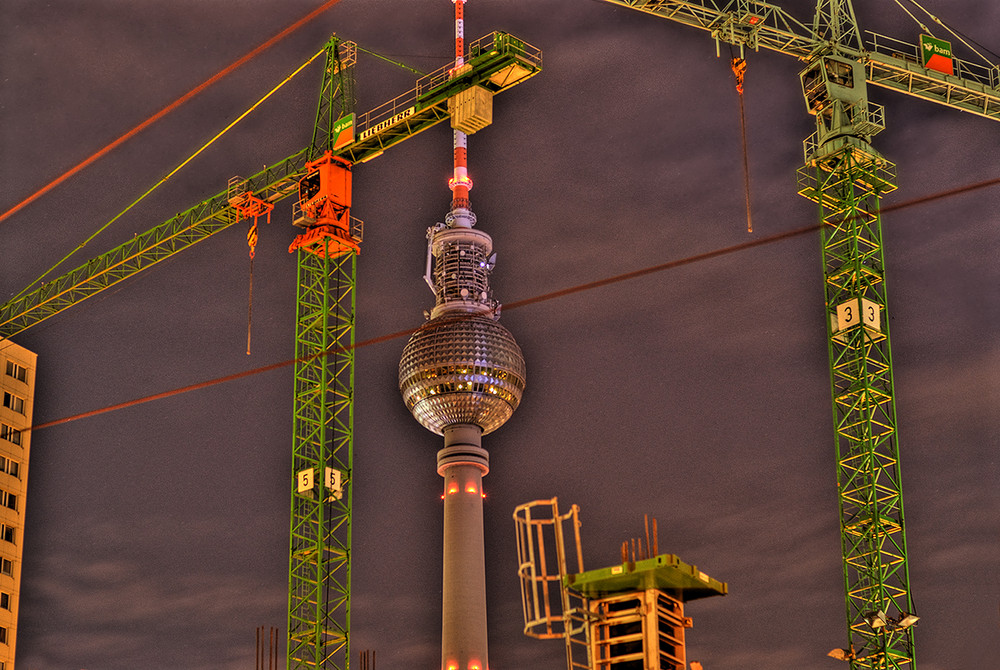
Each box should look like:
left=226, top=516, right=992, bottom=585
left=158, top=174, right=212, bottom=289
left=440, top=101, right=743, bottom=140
left=0, top=0, right=345, bottom=228
left=731, top=52, right=753, bottom=233
left=10, top=48, right=324, bottom=307
left=247, top=221, right=258, bottom=356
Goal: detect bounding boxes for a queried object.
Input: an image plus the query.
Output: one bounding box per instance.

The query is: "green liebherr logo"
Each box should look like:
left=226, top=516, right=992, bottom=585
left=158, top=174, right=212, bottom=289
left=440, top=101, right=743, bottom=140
left=921, top=34, right=953, bottom=75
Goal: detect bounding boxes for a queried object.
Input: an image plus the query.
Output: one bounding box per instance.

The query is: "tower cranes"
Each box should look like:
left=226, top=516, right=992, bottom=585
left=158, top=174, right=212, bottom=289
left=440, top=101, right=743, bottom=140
left=0, top=27, right=541, bottom=670
left=597, top=0, right=1000, bottom=667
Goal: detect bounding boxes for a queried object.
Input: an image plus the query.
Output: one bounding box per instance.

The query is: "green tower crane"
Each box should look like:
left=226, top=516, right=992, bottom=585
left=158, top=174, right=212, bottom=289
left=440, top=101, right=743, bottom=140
left=596, top=1, right=1000, bottom=667
left=0, top=30, right=541, bottom=670
left=285, top=37, right=359, bottom=669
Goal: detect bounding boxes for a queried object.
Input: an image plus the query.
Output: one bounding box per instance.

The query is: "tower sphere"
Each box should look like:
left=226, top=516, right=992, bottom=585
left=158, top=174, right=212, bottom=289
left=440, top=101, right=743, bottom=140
left=399, top=313, right=526, bottom=436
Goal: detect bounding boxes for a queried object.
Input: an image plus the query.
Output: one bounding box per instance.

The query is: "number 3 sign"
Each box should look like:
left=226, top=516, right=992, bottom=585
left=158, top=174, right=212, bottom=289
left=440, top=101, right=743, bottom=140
left=836, top=297, right=881, bottom=333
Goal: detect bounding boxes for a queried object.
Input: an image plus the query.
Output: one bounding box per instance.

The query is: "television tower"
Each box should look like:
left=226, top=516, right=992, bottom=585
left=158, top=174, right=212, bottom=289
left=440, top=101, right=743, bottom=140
left=398, top=2, right=526, bottom=670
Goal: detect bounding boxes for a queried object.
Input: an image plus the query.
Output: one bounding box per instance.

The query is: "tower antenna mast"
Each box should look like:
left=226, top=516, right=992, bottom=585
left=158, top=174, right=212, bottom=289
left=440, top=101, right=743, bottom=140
left=450, top=0, right=474, bottom=218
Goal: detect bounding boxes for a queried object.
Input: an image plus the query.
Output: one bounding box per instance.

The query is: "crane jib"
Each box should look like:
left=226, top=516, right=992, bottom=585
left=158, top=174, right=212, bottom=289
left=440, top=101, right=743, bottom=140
left=0, top=31, right=542, bottom=341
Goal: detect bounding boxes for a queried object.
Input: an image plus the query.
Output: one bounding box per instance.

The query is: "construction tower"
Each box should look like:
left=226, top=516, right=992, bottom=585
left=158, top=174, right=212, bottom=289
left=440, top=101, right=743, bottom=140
left=514, top=498, right=726, bottom=670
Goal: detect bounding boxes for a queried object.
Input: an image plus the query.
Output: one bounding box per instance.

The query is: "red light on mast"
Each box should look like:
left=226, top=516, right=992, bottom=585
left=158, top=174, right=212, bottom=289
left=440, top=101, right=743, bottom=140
left=448, top=174, right=473, bottom=191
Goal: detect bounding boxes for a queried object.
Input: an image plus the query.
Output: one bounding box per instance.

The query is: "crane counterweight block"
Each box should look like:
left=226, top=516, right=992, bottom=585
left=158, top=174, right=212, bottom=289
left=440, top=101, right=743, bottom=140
left=289, top=152, right=361, bottom=258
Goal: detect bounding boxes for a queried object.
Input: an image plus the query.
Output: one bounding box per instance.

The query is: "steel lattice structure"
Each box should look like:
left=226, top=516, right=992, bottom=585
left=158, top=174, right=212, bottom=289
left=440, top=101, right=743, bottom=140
left=288, top=247, right=357, bottom=669
left=287, top=38, right=358, bottom=670
left=799, top=139, right=913, bottom=667
left=0, top=31, right=540, bottom=344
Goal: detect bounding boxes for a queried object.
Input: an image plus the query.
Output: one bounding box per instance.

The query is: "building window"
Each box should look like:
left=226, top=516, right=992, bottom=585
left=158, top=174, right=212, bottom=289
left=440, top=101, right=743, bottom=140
left=0, top=592, right=8, bottom=611
left=0, top=559, right=12, bottom=577
left=0, top=525, right=14, bottom=545
left=0, top=458, right=18, bottom=479
left=0, top=492, right=15, bottom=512
left=1, top=393, right=23, bottom=415
left=0, top=625, right=7, bottom=644
left=0, top=425, right=19, bottom=447
left=3, top=362, right=25, bottom=383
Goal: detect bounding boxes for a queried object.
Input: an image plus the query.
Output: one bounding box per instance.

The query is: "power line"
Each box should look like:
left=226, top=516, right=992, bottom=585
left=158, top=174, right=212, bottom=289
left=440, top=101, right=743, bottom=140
left=32, top=324, right=417, bottom=432
left=29, top=175, right=1000, bottom=434
left=0, top=0, right=344, bottom=227
left=510, top=176, right=1000, bottom=310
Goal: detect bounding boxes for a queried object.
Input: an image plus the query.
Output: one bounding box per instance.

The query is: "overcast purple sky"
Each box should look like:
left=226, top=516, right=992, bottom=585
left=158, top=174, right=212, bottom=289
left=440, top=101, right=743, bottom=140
left=2, top=1, right=998, bottom=668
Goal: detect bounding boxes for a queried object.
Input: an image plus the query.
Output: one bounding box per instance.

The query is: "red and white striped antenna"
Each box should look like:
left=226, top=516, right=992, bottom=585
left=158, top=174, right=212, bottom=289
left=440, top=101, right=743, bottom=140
left=448, top=0, right=473, bottom=219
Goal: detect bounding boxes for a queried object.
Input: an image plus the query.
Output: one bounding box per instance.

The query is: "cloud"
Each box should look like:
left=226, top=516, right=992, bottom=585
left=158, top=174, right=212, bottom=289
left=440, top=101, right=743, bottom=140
left=19, top=512, right=285, bottom=670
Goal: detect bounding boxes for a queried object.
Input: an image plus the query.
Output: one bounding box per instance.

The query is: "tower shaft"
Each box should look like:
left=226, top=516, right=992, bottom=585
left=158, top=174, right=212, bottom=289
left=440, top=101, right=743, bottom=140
left=798, top=3, right=916, bottom=660
left=398, top=5, right=527, bottom=670
left=439, top=425, right=490, bottom=670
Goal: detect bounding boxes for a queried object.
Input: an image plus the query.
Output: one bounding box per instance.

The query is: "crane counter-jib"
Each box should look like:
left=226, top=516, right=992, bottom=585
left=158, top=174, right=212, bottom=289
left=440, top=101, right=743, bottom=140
left=864, top=39, right=1000, bottom=122
left=0, top=30, right=542, bottom=342
left=341, top=31, right=542, bottom=163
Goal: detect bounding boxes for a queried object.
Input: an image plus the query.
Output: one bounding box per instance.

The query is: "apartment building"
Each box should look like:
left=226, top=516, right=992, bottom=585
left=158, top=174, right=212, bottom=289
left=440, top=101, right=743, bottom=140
left=0, top=340, right=35, bottom=669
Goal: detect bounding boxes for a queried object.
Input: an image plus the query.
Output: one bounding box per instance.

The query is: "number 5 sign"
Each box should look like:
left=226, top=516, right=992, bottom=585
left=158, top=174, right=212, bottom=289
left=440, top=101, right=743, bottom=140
left=325, top=467, right=344, bottom=500
left=297, top=467, right=315, bottom=494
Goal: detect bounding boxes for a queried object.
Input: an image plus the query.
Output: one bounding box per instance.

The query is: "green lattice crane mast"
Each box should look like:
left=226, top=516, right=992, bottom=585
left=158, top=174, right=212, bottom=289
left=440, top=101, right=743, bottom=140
left=597, top=1, right=1000, bottom=668
left=284, top=37, right=359, bottom=670
left=0, top=30, right=541, bottom=670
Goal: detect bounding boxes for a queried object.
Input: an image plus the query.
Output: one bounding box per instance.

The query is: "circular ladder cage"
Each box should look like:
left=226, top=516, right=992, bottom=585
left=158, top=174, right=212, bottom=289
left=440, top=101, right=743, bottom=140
left=513, top=498, right=592, bottom=670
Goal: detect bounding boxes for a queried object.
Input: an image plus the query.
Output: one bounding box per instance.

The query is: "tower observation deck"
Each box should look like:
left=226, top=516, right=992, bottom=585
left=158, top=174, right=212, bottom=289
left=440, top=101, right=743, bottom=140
left=397, top=174, right=526, bottom=670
